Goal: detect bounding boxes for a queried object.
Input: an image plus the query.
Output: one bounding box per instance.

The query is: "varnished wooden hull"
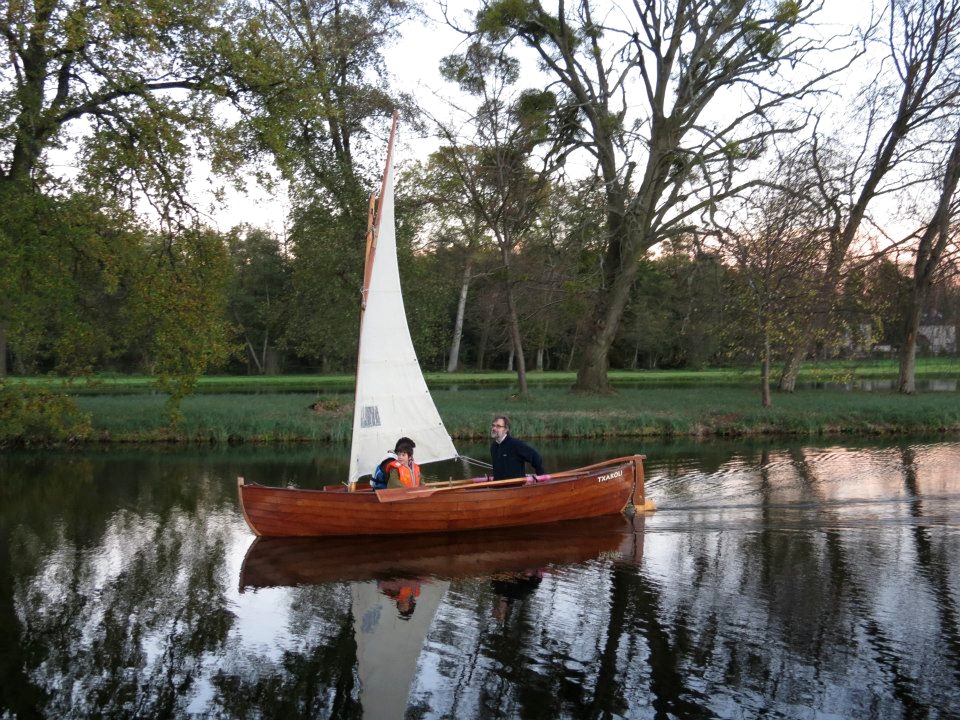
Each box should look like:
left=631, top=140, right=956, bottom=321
left=237, top=454, right=647, bottom=537
left=239, top=513, right=647, bottom=590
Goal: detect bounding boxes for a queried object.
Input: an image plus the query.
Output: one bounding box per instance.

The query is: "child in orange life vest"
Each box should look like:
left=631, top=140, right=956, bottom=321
left=379, top=437, right=421, bottom=489
left=377, top=578, right=421, bottom=619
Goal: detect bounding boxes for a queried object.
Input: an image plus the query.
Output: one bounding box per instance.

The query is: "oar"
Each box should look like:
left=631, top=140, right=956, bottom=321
left=375, top=455, right=643, bottom=503
left=376, top=476, right=531, bottom=502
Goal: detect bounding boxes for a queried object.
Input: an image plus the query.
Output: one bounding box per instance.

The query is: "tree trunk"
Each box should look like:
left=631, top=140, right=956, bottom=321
left=573, top=242, right=639, bottom=393
left=898, top=295, right=924, bottom=394
left=13, top=349, right=28, bottom=375
left=761, top=331, right=772, bottom=408
left=244, top=336, right=263, bottom=374
left=447, top=263, right=472, bottom=372
left=899, top=130, right=960, bottom=394
left=536, top=346, right=544, bottom=372
left=499, top=247, right=528, bottom=395
left=477, top=307, right=491, bottom=371
left=566, top=321, right=580, bottom=371
left=575, top=338, right=612, bottom=393
left=0, top=324, right=6, bottom=378
left=778, top=346, right=804, bottom=393
left=264, top=348, right=280, bottom=375
left=507, top=348, right=514, bottom=372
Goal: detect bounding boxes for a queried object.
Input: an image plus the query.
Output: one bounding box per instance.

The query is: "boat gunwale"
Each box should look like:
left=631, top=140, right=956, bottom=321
left=240, top=454, right=646, bottom=497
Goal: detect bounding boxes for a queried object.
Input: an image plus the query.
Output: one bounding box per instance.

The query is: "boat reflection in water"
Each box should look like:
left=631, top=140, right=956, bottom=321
left=239, top=513, right=645, bottom=589
left=239, top=515, right=646, bottom=720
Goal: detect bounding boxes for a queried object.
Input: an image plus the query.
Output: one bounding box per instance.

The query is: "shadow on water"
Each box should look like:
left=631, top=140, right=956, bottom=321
left=1, top=438, right=959, bottom=718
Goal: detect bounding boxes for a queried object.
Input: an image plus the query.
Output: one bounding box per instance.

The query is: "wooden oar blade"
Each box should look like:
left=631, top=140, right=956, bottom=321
left=375, top=486, right=443, bottom=503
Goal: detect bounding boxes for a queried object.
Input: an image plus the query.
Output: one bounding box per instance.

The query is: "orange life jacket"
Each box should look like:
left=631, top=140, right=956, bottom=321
left=384, top=459, right=421, bottom=488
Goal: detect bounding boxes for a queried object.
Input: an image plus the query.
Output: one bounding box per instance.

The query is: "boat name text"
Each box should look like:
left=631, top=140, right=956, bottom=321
left=597, top=470, right=624, bottom=483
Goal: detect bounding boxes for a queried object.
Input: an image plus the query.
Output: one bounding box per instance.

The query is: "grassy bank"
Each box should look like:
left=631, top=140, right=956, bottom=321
left=64, top=385, right=960, bottom=444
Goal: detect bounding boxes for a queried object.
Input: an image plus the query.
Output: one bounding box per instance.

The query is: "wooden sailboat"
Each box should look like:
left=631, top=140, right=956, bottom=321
left=237, top=111, right=652, bottom=537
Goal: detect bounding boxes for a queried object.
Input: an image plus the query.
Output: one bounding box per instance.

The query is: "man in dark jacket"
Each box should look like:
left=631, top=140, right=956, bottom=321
left=489, top=415, right=545, bottom=480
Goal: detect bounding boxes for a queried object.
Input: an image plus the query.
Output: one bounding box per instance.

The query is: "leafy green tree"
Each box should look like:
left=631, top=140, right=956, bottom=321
left=215, top=0, right=419, bottom=375
left=620, top=247, right=730, bottom=370
left=404, top=159, right=493, bottom=372
left=0, top=189, right=128, bottom=375
left=0, top=0, right=240, bottom=394
left=509, top=178, right=602, bottom=372
left=218, top=0, right=414, bottom=210
left=0, top=0, right=236, bottom=225
left=852, top=258, right=911, bottom=348
left=281, top=201, right=363, bottom=371
left=119, top=227, right=234, bottom=417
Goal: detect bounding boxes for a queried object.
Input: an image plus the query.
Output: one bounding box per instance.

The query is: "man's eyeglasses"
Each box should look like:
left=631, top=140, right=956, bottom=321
left=491, top=423, right=505, bottom=428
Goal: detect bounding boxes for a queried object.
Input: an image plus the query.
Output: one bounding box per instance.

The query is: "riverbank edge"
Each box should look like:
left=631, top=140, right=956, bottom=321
left=71, top=423, right=960, bottom=446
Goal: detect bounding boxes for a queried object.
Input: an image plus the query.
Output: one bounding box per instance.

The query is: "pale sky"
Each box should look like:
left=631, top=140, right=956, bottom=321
left=206, top=0, right=880, bottom=237
left=204, top=5, right=471, bottom=236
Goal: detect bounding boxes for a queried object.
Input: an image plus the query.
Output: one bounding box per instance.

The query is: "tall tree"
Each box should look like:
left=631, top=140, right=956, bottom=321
left=435, top=40, right=563, bottom=394
left=219, top=0, right=414, bottom=210
left=1, top=0, right=230, bottom=204
left=472, top=0, right=846, bottom=392
left=778, top=0, right=960, bottom=390
left=405, top=159, right=493, bottom=372
left=719, top=151, right=831, bottom=406
left=898, top=128, right=960, bottom=392
left=226, top=226, right=291, bottom=374
left=218, top=0, right=417, bottom=373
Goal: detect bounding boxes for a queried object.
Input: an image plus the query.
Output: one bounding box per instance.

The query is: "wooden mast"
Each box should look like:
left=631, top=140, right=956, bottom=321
left=349, top=110, right=400, bottom=489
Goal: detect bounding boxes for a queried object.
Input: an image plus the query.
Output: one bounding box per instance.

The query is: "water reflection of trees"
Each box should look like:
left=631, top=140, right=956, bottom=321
left=900, top=446, right=960, bottom=688
left=2, top=445, right=959, bottom=718
left=0, top=455, right=241, bottom=718
left=611, top=444, right=960, bottom=717
left=212, top=592, right=360, bottom=720
left=403, top=444, right=960, bottom=718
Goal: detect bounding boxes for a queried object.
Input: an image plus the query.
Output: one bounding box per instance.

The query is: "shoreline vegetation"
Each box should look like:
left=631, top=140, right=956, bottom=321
left=2, top=360, right=960, bottom=446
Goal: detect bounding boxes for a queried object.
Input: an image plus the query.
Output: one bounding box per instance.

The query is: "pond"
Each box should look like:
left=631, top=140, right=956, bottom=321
left=1, top=437, right=959, bottom=719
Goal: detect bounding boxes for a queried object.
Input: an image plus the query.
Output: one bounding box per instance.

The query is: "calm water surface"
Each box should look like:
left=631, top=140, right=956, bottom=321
left=1, top=438, right=959, bottom=719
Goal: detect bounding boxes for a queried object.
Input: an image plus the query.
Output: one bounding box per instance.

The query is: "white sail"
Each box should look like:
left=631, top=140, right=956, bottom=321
left=348, top=113, right=458, bottom=485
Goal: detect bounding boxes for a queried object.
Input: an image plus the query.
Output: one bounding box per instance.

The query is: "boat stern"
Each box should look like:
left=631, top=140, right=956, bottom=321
left=631, top=455, right=655, bottom=512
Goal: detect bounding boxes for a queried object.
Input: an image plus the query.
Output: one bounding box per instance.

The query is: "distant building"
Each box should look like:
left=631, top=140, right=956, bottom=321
left=918, top=324, right=956, bottom=354
left=832, top=317, right=957, bottom=357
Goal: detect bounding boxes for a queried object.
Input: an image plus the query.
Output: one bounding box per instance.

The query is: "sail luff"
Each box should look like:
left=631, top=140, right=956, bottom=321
left=348, top=112, right=458, bottom=485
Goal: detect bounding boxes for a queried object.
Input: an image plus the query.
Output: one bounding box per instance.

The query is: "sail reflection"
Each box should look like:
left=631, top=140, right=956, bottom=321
left=352, top=578, right=449, bottom=720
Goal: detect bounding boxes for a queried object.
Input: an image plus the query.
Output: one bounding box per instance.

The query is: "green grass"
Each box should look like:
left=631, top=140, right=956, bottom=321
left=66, top=385, right=960, bottom=444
